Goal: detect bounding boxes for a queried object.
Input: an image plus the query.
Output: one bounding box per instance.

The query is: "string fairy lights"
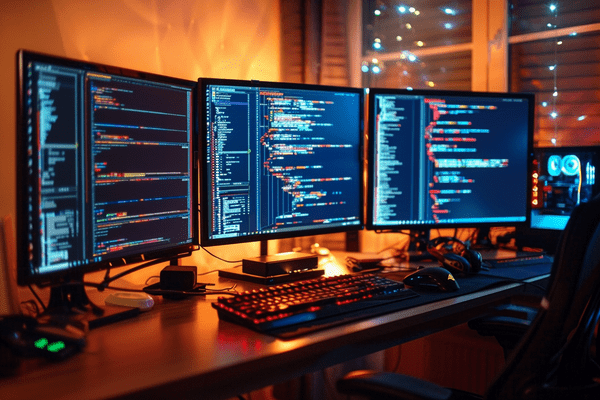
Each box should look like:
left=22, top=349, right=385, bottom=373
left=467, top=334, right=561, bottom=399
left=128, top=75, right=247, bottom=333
left=363, top=3, right=460, bottom=88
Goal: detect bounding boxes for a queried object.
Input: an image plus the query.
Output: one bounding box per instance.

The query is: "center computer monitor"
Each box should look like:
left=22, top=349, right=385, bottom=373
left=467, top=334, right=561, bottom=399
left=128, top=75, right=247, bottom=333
left=199, top=79, right=364, bottom=249
left=366, top=88, right=534, bottom=233
left=16, top=50, right=197, bottom=323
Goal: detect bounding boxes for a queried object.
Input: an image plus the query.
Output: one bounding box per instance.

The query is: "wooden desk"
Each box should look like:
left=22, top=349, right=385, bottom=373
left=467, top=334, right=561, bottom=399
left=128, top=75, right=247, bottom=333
left=1, top=258, right=549, bottom=400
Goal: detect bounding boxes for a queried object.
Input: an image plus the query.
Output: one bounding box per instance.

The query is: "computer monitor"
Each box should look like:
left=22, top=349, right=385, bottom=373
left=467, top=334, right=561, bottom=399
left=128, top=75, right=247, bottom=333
left=16, top=50, right=198, bottom=323
left=517, top=146, right=599, bottom=253
left=199, top=79, right=364, bottom=251
left=366, top=88, right=534, bottom=238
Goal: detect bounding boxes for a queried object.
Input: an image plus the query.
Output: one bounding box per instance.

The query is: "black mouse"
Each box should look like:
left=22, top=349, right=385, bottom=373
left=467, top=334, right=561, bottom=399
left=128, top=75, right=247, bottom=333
left=403, top=266, right=460, bottom=292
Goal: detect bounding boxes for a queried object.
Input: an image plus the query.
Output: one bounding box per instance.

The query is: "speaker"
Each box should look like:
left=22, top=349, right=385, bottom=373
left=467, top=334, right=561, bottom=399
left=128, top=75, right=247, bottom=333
left=0, top=216, right=20, bottom=316
left=427, top=236, right=482, bottom=275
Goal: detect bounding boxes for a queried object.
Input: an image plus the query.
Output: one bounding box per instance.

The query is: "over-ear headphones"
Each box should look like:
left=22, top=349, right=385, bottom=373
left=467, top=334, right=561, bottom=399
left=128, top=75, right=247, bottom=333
left=427, top=237, right=482, bottom=275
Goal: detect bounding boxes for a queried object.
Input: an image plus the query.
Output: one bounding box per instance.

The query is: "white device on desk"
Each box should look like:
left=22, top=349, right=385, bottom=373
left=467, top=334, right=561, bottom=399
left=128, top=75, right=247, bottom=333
left=105, top=292, right=155, bottom=311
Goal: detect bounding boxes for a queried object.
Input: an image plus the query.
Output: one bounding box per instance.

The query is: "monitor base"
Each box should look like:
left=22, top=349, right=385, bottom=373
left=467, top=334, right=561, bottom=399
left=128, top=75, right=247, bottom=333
left=42, top=278, right=140, bottom=330
left=219, top=268, right=324, bottom=285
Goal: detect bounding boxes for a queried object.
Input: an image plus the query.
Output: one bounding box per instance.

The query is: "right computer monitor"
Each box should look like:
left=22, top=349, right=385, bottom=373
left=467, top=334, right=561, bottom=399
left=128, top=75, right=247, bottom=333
left=367, top=88, right=535, bottom=231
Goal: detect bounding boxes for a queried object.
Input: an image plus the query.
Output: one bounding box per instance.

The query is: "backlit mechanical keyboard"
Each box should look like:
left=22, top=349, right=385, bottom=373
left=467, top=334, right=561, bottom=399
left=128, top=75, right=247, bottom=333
left=212, top=273, right=418, bottom=333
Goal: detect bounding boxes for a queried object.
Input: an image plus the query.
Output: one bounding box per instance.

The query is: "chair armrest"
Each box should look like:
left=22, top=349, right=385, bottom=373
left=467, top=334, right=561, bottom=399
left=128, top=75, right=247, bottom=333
left=337, top=370, right=454, bottom=400
left=468, top=303, right=538, bottom=337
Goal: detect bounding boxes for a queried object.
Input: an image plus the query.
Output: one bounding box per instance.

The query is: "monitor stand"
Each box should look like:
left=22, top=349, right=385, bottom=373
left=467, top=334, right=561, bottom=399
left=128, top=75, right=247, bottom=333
left=218, top=240, right=324, bottom=285
left=41, top=273, right=140, bottom=330
left=405, top=229, right=435, bottom=262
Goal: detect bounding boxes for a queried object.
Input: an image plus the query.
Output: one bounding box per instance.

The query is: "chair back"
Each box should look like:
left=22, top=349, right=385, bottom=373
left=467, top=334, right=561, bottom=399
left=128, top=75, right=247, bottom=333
left=486, top=194, right=600, bottom=399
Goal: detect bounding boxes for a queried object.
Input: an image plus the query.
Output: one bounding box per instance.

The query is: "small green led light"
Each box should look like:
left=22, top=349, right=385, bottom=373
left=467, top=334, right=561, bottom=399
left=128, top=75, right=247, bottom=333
left=34, top=338, right=49, bottom=350
left=47, top=341, right=66, bottom=353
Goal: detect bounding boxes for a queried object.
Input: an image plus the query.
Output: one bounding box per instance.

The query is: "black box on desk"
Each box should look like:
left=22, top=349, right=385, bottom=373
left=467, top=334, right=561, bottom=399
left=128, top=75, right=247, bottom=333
left=160, top=265, right=197, bottom=291
left=242, top=253, right=318, bottom=277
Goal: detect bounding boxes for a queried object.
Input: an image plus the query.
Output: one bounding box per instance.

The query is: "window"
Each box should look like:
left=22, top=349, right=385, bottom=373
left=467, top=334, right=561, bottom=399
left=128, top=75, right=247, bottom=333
left=361, top=0, right=473, bottom=90
left=509, top=0, right=600, bottom=147
left=359, top=1, right=600, bottom=147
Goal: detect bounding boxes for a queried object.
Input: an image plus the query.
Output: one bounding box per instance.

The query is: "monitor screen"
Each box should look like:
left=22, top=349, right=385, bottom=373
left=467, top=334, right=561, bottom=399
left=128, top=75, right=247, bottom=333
left=16, top=50, right=198, bottom=286
left=367, top=88, right=534, bottom=230
left=530, top=146, right=599, bottom=230
left=199, top=79, right=364, bottom=246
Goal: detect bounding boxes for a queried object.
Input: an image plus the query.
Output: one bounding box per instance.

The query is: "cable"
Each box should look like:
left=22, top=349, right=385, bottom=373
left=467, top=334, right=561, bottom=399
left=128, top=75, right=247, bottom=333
left=201, top=246, right=242, bottom=264
left=97, top=252, right=192, bottom=291
left=27, top=284, right=46, bottom=313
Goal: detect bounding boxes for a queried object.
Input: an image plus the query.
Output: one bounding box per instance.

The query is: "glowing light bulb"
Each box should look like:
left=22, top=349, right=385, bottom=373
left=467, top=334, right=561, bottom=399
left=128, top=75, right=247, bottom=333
left=578, top=115, right=587, bottom=121
left=416, top=41, right=424, bottom=47
left=374, top=10, right=381, bottom=16
left=551, top=138, right=557, bottom=145
left=557, top=40, right=563, bottom=45
left=373, top=42, right=382, bottom=50
left=551, top=111, right=558, bottom=118
left=549, top=65, right=556, bottom=71
left=549, top=4, right=557, bottom=12
left=372, top=65, right=381, bottom=74
left=553, top=91, right=558, bottom=97
left=414, top=10, right=420, bottom=15
left=398, top=6, right=406, bottom=13
left=444, top=8, right=456, bottom=15
left=361, top=65, right=369, bottom=73
left=444, top=23, right=454, bottom=29
left=408, top=54, right=417, bottom=62
left=406, top=23, right=412, bottom=29
left=542, top=102, right=548, bottom=107
left=396, top=36, right=403, bottom=41
left=409, top=7, right=416, bottom=13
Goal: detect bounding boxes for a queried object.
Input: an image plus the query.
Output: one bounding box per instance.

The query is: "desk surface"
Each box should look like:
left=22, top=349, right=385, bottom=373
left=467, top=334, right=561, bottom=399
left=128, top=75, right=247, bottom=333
left=1, top=253, right=550, bottom=400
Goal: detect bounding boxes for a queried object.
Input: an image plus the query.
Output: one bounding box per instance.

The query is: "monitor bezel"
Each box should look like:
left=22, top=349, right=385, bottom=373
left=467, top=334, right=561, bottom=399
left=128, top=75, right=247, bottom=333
left=198, top=78, right=365, bottom=247
left=365, top=87, right=535, bottom=232
left=16, top=50, right=199, bottom=286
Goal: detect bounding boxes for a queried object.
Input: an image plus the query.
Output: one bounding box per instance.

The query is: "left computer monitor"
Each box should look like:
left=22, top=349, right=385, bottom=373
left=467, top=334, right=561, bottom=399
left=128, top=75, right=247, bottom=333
left=16, top=50, right=197, bottom=322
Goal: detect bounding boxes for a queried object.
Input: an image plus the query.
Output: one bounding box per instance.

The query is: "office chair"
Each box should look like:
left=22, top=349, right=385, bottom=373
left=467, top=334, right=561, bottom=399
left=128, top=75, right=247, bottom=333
left=337, top=194, right=600, bottom=400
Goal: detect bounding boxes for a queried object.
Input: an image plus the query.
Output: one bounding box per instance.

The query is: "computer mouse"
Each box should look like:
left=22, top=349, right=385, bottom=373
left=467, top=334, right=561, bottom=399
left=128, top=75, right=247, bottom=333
left=403, top=266, right=460, bottom=292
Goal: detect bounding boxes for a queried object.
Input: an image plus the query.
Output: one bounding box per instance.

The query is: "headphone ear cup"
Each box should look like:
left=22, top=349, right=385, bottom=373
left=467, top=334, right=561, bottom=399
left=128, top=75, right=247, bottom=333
left=440, top=252, right=471, bottom=275
left=461, top=249, right=482, bottom=274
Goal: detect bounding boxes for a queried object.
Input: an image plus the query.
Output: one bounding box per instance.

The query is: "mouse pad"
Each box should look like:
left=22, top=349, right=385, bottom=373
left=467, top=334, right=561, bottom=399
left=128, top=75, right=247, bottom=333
left=264, top=262, right=552, bottom=339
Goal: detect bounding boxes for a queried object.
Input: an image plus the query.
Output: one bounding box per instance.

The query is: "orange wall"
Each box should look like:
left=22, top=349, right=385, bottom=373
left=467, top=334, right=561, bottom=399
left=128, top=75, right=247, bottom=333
left=0, top=0, right=281, bottom=271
